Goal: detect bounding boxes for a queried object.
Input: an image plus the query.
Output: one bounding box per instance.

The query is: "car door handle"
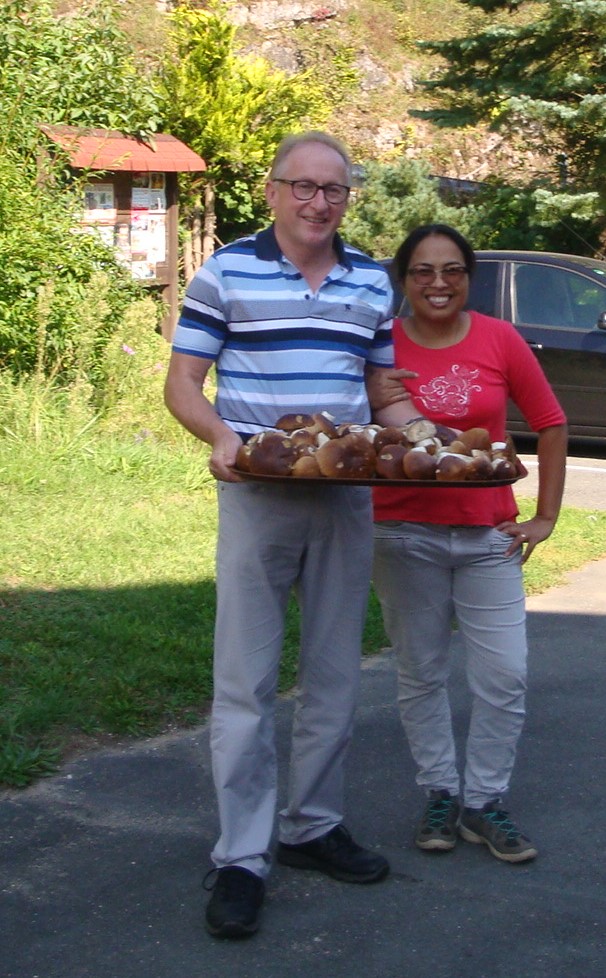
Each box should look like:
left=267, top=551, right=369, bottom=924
left=526, top=341, right=544, bottom=350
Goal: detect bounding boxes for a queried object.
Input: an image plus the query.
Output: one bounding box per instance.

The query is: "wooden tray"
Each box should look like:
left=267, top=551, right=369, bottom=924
left=230, top=461, right=527, bottom=488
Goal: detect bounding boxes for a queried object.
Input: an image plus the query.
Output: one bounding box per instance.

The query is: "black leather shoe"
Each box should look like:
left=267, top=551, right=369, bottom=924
left=277, top=824, right=389, bottom=883
left=204, top=866, right=265, bottom=938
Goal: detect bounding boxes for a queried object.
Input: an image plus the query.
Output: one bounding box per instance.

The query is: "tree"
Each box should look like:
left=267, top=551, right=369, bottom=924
left=159, top=3, right=328, bottom=271
left=342, top=158, right=477, bottom=259
left=0, top=0, right=162, bottom=379
left=416, top=0, right=606, bottom=250
left=0, top=0, right=162, bottom=149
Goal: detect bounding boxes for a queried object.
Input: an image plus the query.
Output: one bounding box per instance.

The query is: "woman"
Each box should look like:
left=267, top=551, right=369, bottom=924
left=373, top=224, right=567, bottom=863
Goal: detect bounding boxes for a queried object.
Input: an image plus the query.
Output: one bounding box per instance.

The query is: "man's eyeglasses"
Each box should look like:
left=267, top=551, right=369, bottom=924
left=272, top=179, right=350, bottom=205
left=407, top=264, right=469, bottom=286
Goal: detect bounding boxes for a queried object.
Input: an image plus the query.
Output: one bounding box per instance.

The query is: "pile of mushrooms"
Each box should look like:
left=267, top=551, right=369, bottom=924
left=234, top=412, right=519, bottom=482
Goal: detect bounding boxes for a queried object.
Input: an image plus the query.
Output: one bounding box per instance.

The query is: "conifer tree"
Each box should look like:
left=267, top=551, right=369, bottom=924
left=419, top=0, right=606, bottom=242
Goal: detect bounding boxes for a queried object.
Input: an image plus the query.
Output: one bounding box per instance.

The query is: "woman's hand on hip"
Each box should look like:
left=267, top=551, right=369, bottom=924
left=496, top=516, right=556, bottom=564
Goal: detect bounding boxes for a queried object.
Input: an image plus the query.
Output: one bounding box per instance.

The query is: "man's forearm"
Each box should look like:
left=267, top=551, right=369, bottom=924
left=365, top=364, right=419, bottom=423
left=373, top=403, right=425, bottom=427
left=165, top=377, right=229, bottom=447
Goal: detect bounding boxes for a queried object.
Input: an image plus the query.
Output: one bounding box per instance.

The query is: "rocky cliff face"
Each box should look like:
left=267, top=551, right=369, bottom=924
left=224, top=0, right=547, bottom=182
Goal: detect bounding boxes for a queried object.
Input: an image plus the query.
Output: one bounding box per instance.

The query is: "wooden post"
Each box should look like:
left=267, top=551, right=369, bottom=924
left=202, top=179, right=216, bottom=264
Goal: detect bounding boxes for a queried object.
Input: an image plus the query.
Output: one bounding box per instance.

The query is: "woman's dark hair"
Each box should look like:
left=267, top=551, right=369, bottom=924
left=393, top=224, right=476, bottom=282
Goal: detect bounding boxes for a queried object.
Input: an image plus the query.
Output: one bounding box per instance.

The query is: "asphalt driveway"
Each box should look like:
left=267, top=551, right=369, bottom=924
left=2, top=559, right=605, bottom=978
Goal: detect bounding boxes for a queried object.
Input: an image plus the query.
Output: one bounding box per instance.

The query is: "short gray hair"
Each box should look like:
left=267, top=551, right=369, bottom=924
left=270, top=131, right=352, bottom=183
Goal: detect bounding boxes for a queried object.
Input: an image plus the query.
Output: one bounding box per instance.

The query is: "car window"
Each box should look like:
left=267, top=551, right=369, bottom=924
left=565, top=273, right=606, bottom=328
left=469, top=261, right=499, bottom=316
left=514, top=262, right=606, bottom=329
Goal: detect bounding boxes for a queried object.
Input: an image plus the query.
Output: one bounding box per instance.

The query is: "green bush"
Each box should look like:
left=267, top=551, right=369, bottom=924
left=342, top=157, right=476, bottom=259
left=0, top=148, right=153, bottom=381
left=0, top=0, right=164, bottom=385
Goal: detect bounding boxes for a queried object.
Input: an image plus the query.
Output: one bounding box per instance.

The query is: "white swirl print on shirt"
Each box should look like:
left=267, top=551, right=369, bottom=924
left=418, top=364, right=481, bottom=418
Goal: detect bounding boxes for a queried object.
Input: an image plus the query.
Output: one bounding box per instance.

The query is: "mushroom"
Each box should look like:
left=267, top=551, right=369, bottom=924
left=376, top=443, right=409, bottom=479
left=307, top=411, right=338, bottom=439
left=275, top=413, right=315, bottom=432
left=404, top=418, right=437, bottom=443
left=435, top=453, right=470, bottom=482
left=336, top=423, right=366, bottom=437
left=374, top=426, right=411, bottom=453
left=434, top=423, right=460, bottom=446
left=292, top=454, right=322, bottom=478
left=448, top=439, right=471, bottom=456
left=415, top=436, right=442, bottom=456
left=316, top=433, right=376, bottom=479
left=403, top=447, right=437, bottom=480
left=466, top=452, right=495, bottom=481
left=456, top=427, right=492, bottom=453
left=289, top=429, right=318, bottom=451
left=248, top=431, right=298, bottom=476
left=235, top=441, right=253, bottom=472
left=492, top=434, right=518, bottom=465
left=492, top=457, right=517, bottom=479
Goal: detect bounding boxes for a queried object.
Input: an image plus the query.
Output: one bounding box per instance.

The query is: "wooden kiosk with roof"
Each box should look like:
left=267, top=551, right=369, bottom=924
left=41, top=124, right=207, bottom=338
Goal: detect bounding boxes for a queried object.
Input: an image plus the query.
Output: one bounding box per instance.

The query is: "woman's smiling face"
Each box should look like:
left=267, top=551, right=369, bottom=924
left=404, top=233, right=470, bottom=323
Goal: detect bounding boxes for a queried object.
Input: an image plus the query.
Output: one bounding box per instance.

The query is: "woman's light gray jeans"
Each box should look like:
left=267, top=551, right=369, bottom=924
left=373, top=521, right=527, bottom=809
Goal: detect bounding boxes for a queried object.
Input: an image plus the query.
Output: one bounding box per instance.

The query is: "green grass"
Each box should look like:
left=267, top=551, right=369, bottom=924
left=517, top=500, right=606, bottom=595
left=2, top=373, right=606, bottom=787
left=0, top=423, right=314, bottom=786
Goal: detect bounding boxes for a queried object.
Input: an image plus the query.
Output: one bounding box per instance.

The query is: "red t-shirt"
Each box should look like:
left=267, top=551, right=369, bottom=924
left=372, top=311, right=566, bottom=526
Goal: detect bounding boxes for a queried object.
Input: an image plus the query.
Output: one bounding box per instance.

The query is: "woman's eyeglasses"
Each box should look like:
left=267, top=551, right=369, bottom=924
left=272, top=179, right=351, bottom=205
left=407, top=264, right=469, bottom=285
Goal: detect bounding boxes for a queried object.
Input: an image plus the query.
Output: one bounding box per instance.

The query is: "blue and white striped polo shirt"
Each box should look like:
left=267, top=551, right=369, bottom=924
left=172, top=225, right=394, bottom=439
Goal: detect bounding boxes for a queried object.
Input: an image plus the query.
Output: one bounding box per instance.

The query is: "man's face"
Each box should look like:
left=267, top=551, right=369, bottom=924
left=265, top=142, right=350, bottom=258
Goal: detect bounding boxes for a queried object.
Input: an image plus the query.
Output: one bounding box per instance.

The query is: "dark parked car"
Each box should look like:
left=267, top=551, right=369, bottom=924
left=385, top=250, right=606, bottom=440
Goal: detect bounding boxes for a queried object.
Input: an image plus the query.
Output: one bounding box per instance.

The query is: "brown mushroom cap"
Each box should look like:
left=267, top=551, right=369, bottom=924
left=275, top=413, right=315, bottom=432
left=290, top=429, right=318, bottom=451
left=403, top=448, right=437, bottom=480
left=505, top=434, right=518, bottom=462
left=466, top=453, right=495, bottom=481
left=307, top=412, right=338, bottom=438
left=457, top=427, right=492, bottom=453
left=376, top=443, right=409, bottom=479
left=374, top=426, right=410, bottom=453
left=334, top=423, right=381, bottom=445
left=235, top=442, right=253, bottom=472
left=248, top=431, right=298, bottom=476
left=336, top=422, right=366, bottom=437
left=448, top=439, right=470, bottom=456
left=293, top=442, right=317, bottom=460
left=492, top=457, right=517, bottom=480
left=316, top=433, right=376, bottom=479
left=435, top=453, right=470, bottom=482
left=492, top=435, right=518, bottom=465
left=291, top=454, right=322, bottom=478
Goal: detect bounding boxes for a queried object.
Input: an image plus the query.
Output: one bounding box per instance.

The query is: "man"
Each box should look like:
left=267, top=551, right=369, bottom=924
left=164, top=131, right=416, bottom=939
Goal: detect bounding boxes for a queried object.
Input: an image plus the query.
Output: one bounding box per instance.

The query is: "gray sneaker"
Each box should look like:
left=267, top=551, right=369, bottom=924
left=459, top=800, right=538, bottom=863
left=415, top=789, right=460, bottom=851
